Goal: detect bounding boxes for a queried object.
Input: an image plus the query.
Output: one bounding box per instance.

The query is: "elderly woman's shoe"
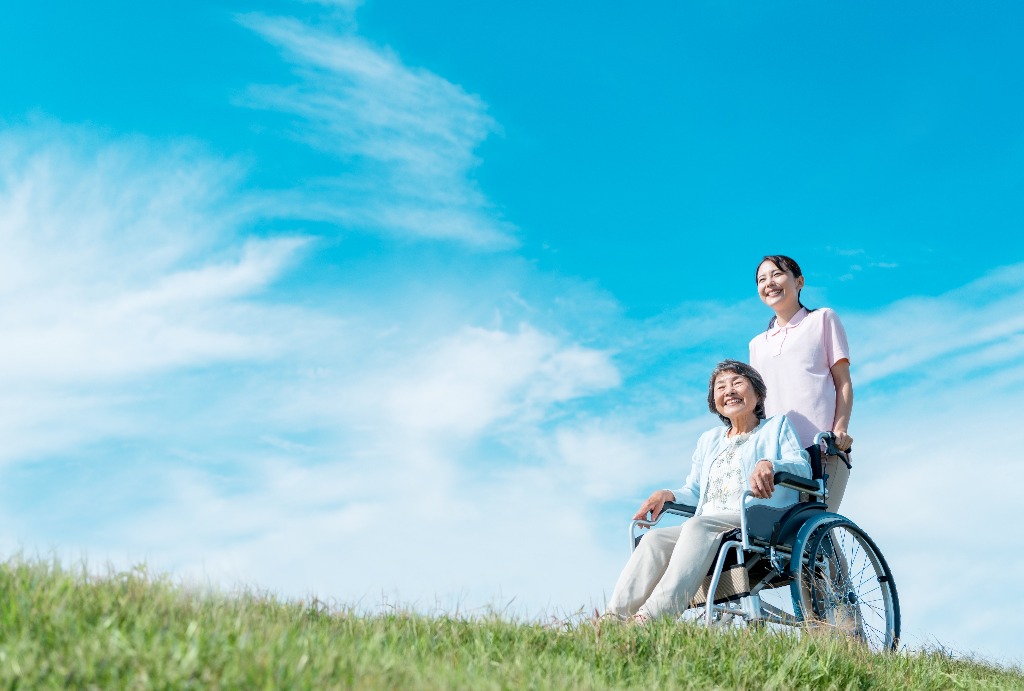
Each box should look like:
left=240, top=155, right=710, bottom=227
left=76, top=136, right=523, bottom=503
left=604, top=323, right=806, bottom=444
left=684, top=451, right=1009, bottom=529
left=631, top=611, right=652, bottom=625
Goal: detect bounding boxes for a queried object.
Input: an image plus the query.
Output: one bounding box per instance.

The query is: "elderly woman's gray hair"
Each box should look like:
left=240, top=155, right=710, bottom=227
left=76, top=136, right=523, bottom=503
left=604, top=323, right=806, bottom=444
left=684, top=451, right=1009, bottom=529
left=706, top=360, right=767, bottom=426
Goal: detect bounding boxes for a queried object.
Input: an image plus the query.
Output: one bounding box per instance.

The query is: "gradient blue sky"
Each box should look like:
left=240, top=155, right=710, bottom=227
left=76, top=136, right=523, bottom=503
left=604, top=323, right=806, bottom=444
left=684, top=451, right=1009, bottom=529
left=2, top=0, right=1023, bottom=665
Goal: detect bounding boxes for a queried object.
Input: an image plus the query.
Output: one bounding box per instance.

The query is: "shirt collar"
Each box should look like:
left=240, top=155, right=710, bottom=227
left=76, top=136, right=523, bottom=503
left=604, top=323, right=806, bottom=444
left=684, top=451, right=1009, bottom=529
left=768, top=307, right=808, bottom=336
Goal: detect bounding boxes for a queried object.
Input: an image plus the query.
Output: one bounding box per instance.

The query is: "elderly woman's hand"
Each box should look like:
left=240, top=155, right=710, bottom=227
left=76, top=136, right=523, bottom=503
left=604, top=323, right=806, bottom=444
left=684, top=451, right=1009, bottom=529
left=749, top=460, right=776, bottom=498
left=632, top=489, right=676, bottom=524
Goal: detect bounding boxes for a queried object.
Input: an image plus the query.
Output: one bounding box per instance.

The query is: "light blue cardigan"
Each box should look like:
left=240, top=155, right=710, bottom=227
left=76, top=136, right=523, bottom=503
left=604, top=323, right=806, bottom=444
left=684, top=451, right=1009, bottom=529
left=670, top=415, right=812, bottom=514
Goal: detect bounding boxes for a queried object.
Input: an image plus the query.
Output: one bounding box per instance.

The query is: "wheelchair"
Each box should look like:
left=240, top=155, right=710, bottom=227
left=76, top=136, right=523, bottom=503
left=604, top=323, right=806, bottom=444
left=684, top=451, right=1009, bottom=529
left=629, top=432, right=900, bottom=652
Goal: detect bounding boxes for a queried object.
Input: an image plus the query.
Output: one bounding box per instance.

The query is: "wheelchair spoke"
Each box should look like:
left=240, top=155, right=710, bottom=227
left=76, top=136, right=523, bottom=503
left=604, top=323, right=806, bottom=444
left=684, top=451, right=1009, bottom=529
left=790, top=519, right=900, bottom=653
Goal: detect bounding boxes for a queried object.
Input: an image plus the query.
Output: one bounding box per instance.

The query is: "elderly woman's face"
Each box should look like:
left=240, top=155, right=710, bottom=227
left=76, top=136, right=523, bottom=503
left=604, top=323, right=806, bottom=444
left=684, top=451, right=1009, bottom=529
left=713, top=371, right=758, bottom=421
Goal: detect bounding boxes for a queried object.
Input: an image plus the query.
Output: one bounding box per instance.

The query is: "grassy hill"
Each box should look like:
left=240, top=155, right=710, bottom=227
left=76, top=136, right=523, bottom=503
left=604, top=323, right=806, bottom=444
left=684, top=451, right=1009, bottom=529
left=0, top=557, right=1019, bottom=689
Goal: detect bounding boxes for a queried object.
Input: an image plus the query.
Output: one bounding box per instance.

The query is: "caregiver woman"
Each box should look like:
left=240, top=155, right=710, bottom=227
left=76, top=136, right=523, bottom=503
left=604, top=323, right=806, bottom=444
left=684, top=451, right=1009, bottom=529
left=749, top=254, right=852, bottom=510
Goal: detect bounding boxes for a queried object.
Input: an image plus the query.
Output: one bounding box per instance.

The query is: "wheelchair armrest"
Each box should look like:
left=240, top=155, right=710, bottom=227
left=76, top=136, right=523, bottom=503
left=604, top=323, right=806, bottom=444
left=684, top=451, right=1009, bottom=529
left=773, top=471, right=818, bottom=493
left=661, top=501, right=697, bottom=517
left=630, top=501, right=697, bottom=553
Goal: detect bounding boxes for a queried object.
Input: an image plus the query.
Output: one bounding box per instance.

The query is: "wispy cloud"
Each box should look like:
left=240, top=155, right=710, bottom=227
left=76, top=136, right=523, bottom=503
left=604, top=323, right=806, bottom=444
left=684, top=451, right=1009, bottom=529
left=92, top=318, right=635, bottom=612
left=818, top=248, right=901, bottom=282
left=352, top=325, right=620, bottom=439
left=848, top=262, right=1024, bottom=386
left=236, top=13, right=514, bottom=248
left=0, top=117, right=634, bottom=617
left=300, top=0, right=363, bottom=10
left=0, top=122, right=310, bottom=464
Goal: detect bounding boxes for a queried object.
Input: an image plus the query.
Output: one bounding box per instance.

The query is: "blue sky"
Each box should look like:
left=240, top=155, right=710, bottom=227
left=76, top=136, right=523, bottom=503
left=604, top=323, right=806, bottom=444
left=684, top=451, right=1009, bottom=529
left=2, top=0, right=1023, bottom=665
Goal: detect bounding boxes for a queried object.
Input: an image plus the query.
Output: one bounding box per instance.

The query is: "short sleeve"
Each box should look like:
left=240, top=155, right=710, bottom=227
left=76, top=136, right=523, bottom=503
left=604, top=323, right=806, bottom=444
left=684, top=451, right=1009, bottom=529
left=748, top=333, right=765, bottom=374
left=821, top=309, right=850, bottom=368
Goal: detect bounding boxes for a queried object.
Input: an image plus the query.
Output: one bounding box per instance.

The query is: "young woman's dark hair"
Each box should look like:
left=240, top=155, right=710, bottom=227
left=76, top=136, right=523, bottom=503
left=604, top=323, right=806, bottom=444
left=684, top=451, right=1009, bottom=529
left=756, top=254, right=815, bottom=329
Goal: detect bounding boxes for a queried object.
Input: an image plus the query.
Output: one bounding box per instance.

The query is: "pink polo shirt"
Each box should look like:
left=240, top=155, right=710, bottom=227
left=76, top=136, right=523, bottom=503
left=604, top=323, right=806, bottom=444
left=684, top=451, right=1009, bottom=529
left=748, top=307, right=850, bottom=448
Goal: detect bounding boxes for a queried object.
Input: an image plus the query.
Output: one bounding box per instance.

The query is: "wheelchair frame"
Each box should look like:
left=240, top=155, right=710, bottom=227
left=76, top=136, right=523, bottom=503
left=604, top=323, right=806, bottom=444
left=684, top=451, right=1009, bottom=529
left=628, top=432, right=901, bottom=652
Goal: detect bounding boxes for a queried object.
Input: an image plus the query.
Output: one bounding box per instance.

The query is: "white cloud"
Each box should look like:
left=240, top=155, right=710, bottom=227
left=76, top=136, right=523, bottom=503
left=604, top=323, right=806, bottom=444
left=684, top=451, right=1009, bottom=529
left=300, top=0, right=363, bottom=10
left=0, top=123, right=315, bottom=465
left=549, top=420, right=699, bottom=502
left=236, top=13, right=514, bottom=248
left=27, top=314, right=634, bottom=618
left=371, top=325, right=620, bottom=439
left=0, top=119, right=637, bottom=623
left=849, top=262, right=1024, bottom=386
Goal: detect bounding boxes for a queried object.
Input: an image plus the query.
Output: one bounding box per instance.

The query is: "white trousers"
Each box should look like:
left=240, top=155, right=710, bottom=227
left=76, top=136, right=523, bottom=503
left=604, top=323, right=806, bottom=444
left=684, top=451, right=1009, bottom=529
left=605, top=512, right=741, bottom=620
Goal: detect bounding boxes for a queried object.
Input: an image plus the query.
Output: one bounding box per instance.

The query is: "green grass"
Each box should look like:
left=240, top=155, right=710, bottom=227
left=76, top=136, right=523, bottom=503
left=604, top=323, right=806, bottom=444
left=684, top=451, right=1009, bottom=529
left=0, top=557, right=1020, bottom=689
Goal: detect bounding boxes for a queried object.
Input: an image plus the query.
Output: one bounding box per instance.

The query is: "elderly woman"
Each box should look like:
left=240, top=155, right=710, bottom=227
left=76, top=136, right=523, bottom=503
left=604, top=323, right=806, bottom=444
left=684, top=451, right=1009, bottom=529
left=606, top=360, right=811, bottom=622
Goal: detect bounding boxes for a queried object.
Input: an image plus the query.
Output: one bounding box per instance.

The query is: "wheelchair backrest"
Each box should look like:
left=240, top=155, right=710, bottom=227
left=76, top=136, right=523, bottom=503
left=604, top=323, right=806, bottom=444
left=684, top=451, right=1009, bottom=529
left=805, top=443, right=825, bottom=480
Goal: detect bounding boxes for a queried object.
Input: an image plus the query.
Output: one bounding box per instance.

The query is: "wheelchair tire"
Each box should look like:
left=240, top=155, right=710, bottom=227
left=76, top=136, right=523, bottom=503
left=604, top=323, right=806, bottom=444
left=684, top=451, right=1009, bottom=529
left=790, top=517, right=900, bottom=652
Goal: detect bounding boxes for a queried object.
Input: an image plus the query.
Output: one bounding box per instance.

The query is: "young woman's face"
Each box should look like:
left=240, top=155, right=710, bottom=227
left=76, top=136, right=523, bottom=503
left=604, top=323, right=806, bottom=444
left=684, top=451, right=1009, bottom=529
left=756, top=260, right=804, bottom=312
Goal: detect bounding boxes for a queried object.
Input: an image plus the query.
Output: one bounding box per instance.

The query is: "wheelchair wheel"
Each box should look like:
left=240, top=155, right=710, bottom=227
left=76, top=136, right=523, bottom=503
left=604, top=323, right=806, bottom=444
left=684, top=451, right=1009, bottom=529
left=791, top=517, right=900, bottom=652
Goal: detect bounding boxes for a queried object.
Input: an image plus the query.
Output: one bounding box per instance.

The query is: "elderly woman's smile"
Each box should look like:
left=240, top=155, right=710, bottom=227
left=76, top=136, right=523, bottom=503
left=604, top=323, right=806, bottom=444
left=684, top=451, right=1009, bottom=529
left=713, top=373, right=757, bottom=420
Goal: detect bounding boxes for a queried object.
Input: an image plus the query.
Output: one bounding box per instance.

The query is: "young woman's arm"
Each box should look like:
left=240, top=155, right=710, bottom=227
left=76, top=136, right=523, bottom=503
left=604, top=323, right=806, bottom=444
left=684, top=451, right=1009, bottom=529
left=831, top=359, right=853, bottom=450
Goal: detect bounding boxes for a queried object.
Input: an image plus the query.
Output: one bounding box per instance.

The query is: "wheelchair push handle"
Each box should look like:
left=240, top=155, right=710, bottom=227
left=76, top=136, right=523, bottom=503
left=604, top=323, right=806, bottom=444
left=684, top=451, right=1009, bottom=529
left=813, top=430, right=848, bottom=458
left=812, top=430, right=852, bottom=472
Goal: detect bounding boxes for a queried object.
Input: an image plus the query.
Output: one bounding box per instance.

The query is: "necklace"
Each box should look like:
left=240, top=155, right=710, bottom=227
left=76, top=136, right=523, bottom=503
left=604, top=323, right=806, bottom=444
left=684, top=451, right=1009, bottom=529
left=718, top=431, right=752, bottom=461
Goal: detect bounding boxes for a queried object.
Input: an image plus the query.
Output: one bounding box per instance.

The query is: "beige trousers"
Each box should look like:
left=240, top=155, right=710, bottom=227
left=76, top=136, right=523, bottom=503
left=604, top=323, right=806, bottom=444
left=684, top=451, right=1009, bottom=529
left=605, top=512, right=741, bottom=620
left=822, top=453, right=851, bottom=512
